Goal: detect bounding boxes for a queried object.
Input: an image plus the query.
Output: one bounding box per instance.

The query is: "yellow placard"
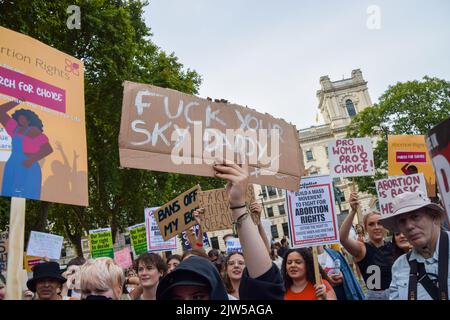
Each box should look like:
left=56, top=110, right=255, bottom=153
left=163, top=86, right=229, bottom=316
left=388, top=135, right=436, bottom=196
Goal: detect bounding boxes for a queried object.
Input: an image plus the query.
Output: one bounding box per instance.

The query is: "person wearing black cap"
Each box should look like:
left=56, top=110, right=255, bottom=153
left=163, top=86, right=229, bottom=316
left=27, top=262, right=66, bottom=300
left=157, top=161, right=284, bottom=300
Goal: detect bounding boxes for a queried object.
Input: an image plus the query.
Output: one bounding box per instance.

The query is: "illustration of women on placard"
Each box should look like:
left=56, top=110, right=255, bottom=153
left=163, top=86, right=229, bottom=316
left=0, top=99, right=53, bottom=200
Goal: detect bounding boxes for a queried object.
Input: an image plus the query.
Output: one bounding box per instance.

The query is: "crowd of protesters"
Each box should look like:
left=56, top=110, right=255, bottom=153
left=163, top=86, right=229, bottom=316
left=0, top=161, right=448, bottom=301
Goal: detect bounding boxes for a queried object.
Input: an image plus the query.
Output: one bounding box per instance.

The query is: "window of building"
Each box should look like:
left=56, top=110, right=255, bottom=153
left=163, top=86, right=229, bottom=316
left=267, top=186, right=277, bottom=198
left=210, top=236, right=220, bottom=250
left=282, top=223, right=289, bottom=237
left=333, top=177, right=341, bottom=184
left=271, top=225, right=279, bottom=239
left=278, top=205, right=286, bottom=215
left=277, top=188, right=283, bottom=197
left=306, top=149, right=314, bottom=161
left=260, top=187, right=267, bottom=199
left=267, top=207, right=274, bottom=217
left=346, top=99, right=356, bottom=117
left=325, top=146, right=329, bottom=157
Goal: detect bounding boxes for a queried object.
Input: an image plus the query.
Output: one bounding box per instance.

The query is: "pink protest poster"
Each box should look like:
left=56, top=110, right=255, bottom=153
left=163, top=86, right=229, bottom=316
left=328, top=138, right=375, bottom=178
left=113, top=247, right=132, bottom=269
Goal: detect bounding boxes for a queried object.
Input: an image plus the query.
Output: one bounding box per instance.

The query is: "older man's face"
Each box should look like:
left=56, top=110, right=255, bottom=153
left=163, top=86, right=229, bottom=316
left=395, top=209, right=436, bottom=249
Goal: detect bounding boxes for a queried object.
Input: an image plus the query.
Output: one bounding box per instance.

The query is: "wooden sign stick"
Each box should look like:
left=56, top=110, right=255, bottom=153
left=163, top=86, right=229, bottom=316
left=350, top=179, right=363, bottom=225
left=5, top=197, right=26, bottom=300
left=312, top=246, right=322, bottom=286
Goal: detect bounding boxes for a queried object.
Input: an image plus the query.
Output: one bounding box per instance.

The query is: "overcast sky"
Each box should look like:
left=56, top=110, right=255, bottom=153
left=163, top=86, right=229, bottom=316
left=144, top=0, right=450, bottom=130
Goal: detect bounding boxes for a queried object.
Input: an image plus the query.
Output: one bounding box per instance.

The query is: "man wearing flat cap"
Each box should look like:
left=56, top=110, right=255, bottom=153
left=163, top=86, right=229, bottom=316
left=379, top=191, right=449, bottom=300
left=27, top=261, right=66, bottom=300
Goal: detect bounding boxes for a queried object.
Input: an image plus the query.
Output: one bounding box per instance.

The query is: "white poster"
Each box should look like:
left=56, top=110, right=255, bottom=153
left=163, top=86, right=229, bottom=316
left=286, top=175, right=339, bottom=248
left=225, top=238, right=242, bottom=255
left=328, top=137, right=375, bottom=177
left=375, top=173, right=427, bottom=216
left=145, top=207, right=177, bottom=252
left=26, top=231, right=64, bottom=260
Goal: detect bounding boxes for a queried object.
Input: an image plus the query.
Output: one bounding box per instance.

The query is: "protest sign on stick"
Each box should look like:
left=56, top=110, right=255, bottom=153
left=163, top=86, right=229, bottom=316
left=375, top=173, right=427, bottom=217
left=128, top=223, right=148, bottom=256
left=145, top=207, right=177, bottom=252
left=0, top=26, right=88, bottom=206
left=114, top=247, right=132, bottom=269
left=286, top=175, right=339, bottom=248
left=388, top=135, right=436, bottom=196
left=153, top=185, right=201, bottom=241
left=426, top=117, right=450, bottom=223
left=119, top=81, right=305, bottom=191
left=328, top=138, right=375, bottom=177
left=89, top=228, right=114, bottom=259
left=312, top=246, right=322, bottom=286
left=26, top=231, right=64, bottom=260
left=199, top=184, right=255, bottom=232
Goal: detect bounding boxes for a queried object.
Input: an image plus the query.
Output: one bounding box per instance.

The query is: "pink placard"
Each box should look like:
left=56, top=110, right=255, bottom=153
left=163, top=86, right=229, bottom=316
left=396, top=151, right=426, bottom=163
left=0, top=66, right=66, bottom=113
left=113, top=247, right=132, bottom=269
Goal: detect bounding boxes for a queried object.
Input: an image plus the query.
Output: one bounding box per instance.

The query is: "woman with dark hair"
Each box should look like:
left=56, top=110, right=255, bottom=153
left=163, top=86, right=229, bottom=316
left=392, top=232, right=412, bottom=260
left=166, top=254, right=182, bottom=273
left=0, top=99, right=53, bottom=199
left=134, top=252, right=167, bottom=300
left=283, top=248, right=337, bottom=300
left=222, top=252, right=245, bottom=300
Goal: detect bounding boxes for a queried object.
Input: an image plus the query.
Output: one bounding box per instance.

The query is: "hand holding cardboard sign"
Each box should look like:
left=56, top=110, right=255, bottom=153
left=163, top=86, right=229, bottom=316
left=349, top=192, right=359, bottom=212
left=250, top=202, right=262, bottom=225
left=214, top=161, right=248, bottom=209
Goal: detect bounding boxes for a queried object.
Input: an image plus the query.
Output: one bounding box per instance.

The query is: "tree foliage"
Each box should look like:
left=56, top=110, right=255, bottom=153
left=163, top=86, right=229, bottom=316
left=347, top=76, right=450, bottom=194
left=0, top=0, right=223, bottom=255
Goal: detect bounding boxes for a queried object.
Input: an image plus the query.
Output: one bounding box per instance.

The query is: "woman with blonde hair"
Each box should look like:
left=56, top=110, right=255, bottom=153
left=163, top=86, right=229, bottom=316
left=339, top=192, right=394, bottom=300
left=80, top=258, right=124, bottom=300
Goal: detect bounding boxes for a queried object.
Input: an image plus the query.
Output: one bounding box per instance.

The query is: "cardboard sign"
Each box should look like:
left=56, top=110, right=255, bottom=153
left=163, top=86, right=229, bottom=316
left=0, top=26, right=88, bottom=206
left=26, top=231, right=64, bottom=260
left=199, top=184, right=256, bottom=232
left=118, top=81, right=304, bottom=191
left=181, top=224, right=210, bottom=251
left=0, top=230, right=8, bottom=272
left=114, top=247, right=133, bottom=269
left=153, top=185, right=201, bottom=241
left=23, top=254, right=46, bottom=272
left=145, top=207, right=177, bottom=252
left=388, top=135, right=436, bottom=196
left=89, top=228, right=114, bottom=258
left=376, top=172, right=428, bottom=216
left=225, top=238, right=242, bottom=255
left=426, top=118, right=450, bottom=221
left=328, top=138, right=374, bottom=177
left=286, top=175, right=339, bottom=248
left=128, top=223, right=148, bottom=256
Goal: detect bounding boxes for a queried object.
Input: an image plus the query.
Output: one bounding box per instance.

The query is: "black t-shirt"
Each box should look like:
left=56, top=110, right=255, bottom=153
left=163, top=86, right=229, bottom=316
left=357, top=241, right=394, bottom=291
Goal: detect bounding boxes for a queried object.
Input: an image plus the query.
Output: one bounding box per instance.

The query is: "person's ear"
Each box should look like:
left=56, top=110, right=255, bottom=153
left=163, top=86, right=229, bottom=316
left=114, top=284, right=122, bottom=300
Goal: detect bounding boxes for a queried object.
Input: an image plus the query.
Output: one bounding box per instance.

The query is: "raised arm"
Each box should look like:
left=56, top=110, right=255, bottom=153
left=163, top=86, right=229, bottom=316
left=339, top=192, right=366, bottom=262
left=250, top=202, right=271, bottom=255
left=213, top=162, right=272, bottom=278
left=0, top=99, right=22, bottom=127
